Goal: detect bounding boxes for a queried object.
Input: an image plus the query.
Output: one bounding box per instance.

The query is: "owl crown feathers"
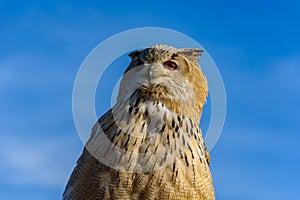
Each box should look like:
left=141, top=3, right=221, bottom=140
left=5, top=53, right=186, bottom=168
left=129, top=44, right=204, bottom=59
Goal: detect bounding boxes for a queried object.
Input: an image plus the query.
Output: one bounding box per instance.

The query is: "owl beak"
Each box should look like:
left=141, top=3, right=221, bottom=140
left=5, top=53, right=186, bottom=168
left=143, top=63, right=160, bottom=85
left=147, top=66, right=153, bottom=83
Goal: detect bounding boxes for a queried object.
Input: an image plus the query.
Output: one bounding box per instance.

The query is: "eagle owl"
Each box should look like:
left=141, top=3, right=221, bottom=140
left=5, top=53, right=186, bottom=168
left=63, top=45, right=215, bottom=199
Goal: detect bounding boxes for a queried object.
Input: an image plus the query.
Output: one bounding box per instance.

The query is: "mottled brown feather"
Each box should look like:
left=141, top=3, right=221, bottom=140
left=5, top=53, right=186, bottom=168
left=63, top=44, right=215, bottom=200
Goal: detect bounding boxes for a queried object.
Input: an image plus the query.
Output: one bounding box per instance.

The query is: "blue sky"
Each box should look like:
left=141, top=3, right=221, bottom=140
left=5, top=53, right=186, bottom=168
left=1, top=0, right=300, bottom=199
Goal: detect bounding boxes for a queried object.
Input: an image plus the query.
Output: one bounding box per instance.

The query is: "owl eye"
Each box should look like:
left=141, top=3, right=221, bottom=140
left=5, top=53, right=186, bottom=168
left=163, top=61, right=177, bottom=70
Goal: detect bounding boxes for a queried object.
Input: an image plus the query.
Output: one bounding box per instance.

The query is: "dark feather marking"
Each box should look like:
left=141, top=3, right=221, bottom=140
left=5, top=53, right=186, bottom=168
left=141, top=122, right=146, bottom=132
left=136, top=112, right=142, bottom=120
left=111, top=129, right=121, bottom=142
left=97, top=110, right=110, bottom=123
left=189, top=127, right=194, bottom=137
left=158, top=172, right=165, bottom=186
left=177, top=115, right=181, bottom=123
left=175, top=125, right=179, bottom=133
left=175, top=169, right=179, bottom=180
left=198, top=143, right=203, bottom=151
left=167, top=133, right=170, bottom=145
left=160, top=123, right=166, bottom=133
left=144, top=109, right=148, bottom=118
left=116, top=129, right=122, bottom=136
left=184, top=154, right=189, bottom=167
left=189, top=118, right=193, bottom=128
left=163, top=151, right=167, bottom=162
left=197, top=151, right=203, bottom=163
left=144, top=145, right=150, bottom=153
left=134, top=107, right=139, bottom=115
left=187, top=142, right=194, bottom=159
left=172, top=163, right=176, bottom=172
left=113, top=137, right=119, bottom=148
left=102, top=121, right=115, bottom=133
left=129, top=106, right=133, bottom=115
left=179, top=149, right=183, bottom=159
left=193, top=131, right=197, bottom=140
left=140, top=134, right=146, bottom=144
left=124, top=135, right=131, bottom=151
left=128, top=151, right=133, bottom=162
left=127, top=162, right=133, bottom=170
left=185, top=123, right=189, bottom=134
left=131, top=126, right=136, bottom=133
left=134, top=98, right=140, bottom=107
left=179, top=119, right=183, bottom=127
left=151, top=161, right=157, bottom=171
left=159, top=157, right=164, bottom=166
left=145, top=154, right=152, bottom=165
left=192, top=163, right=196, bottom=185
left=171, top=118, right=175, bottom=128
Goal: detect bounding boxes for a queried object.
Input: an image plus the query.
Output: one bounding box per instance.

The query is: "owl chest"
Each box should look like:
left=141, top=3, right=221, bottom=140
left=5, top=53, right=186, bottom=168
left=87, top=101, right=213, bottom=199
left=108, top=101, right=207, bottom=173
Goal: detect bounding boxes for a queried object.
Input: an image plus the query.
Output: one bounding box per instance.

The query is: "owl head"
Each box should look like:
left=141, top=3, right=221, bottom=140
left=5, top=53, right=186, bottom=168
left=117, top=44, right=208, bottom=122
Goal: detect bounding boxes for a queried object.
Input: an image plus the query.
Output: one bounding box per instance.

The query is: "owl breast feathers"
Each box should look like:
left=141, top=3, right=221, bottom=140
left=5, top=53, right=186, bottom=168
left=63, top=44, right=215, bottom=200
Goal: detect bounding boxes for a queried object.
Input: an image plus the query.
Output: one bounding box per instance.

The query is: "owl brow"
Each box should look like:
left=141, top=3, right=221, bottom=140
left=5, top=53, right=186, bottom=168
left=131, top=54, right=144, bottom=63
left=170, top=53, right=178, bottom=59
left=135, top=58, right=144, bottom=65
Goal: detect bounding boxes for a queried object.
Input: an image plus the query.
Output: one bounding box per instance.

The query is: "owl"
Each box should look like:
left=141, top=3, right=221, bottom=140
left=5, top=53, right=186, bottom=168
left=63, top=44, right=215, bottom=200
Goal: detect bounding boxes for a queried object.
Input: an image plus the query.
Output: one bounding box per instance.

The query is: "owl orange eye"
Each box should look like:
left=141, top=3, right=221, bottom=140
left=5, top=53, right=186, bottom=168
left=163, top=61, right=177, bottom=70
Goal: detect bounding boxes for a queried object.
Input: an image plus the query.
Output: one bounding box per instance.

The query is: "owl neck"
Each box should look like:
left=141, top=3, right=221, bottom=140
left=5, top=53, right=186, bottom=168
left=128, top=86, right=203, bottom=123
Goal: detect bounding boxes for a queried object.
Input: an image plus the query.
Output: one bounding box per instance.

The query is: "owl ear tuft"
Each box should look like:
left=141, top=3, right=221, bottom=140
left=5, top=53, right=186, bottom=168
left=129, top=50, right=142, bottom=58
left=180, top=48, right=204, bottom=57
